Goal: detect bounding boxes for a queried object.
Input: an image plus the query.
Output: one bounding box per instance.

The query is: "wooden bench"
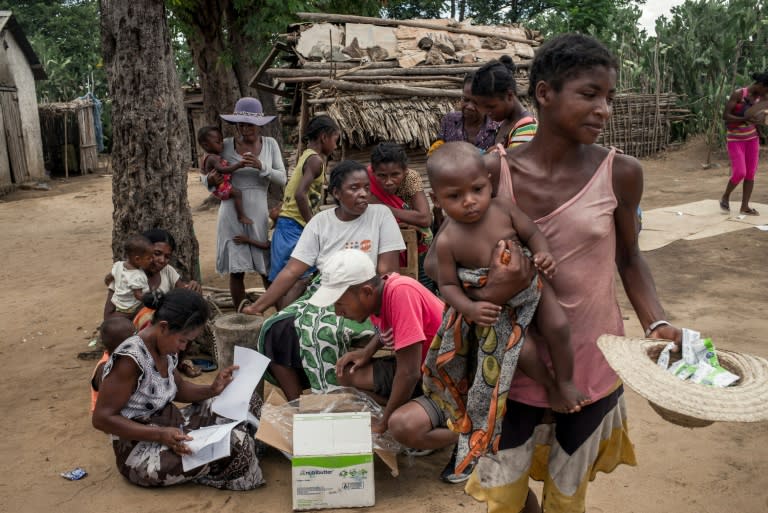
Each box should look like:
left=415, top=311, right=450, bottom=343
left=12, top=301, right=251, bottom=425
left=399, top=228, right=419, bottom=279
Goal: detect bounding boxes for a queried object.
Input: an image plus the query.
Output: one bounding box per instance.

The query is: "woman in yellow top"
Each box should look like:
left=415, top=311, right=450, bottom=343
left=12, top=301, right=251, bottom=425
left=268, top=115, right=340, bottom=308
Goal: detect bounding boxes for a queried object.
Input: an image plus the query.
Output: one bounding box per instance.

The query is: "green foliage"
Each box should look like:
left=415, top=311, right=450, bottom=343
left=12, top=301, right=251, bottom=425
left=167, top=11, right=198, bottom=86
left=0, top=0, right=106, bottom=102
left=528, top=0, right=646, bottom=52
left=2, top=1, right=112, bottom=149
left=652, top=0, right=768, bottom=152
left=381, top=0, right=446, bottom=20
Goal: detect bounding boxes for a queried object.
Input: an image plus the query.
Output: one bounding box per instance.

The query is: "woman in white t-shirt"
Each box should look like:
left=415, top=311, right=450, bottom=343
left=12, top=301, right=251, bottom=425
left=243, top=160, right=405, bottom=399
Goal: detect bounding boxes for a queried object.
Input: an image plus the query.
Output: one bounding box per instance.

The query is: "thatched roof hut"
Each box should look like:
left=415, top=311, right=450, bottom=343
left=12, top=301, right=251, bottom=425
left=251, top=13, right=683, bottom=174
left=251, top=14, right=539, bottom=163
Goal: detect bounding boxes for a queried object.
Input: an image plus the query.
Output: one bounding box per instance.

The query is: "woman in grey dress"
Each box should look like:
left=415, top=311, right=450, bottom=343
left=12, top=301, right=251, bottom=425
left=218, top=97, right=286, bottom=309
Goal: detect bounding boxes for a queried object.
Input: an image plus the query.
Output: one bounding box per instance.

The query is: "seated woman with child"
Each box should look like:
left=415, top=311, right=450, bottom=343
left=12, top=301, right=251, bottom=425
left=104, top=228, right=204, bottom=376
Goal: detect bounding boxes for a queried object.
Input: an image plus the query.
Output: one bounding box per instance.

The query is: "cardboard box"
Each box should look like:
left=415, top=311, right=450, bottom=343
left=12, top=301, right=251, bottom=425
left=292, top=412, right=374, bottom=510
left=255, top=391, right=399, bottom=477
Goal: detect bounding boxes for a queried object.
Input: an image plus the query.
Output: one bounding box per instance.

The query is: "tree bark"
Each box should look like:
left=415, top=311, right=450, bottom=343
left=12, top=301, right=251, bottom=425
left=225, top=3, right=282, bottom=142
left=178, top=0, right=241, bottom=127
left=101, top=0, right=199, bottom=280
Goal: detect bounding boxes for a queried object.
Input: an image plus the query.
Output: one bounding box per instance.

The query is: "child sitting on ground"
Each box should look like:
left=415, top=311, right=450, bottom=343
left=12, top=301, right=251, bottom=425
left=198, top=125, right=253, bottom=225
left=89, top=316, right=136, bottom=412
left=108, top=235, right=154, bottom=318
left=427, top=141, right=590, bottom=410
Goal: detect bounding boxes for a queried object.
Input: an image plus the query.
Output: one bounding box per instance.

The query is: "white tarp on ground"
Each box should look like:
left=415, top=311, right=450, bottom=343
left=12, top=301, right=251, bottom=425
left=639, top=199, right=768, bottom=251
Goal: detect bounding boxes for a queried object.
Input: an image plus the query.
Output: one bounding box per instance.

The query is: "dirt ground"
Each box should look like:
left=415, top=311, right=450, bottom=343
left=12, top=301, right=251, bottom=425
left=1, top=137, right=767, bottom=513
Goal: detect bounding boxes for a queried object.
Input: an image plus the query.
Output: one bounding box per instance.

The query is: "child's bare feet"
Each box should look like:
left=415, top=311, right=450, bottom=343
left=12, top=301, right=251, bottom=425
left=544, top=380, right=590, bottom=413
left=556, top=380, right=591, bottom=413
left=238, top=215, right=254, bottom=225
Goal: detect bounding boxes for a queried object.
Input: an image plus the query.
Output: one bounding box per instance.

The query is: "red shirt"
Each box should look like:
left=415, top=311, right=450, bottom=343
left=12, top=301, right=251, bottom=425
left=370, top=273, right=444, bottom=361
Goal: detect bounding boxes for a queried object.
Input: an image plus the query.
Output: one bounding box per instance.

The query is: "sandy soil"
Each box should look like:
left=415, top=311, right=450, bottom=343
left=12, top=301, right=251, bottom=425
left=1, top=137, right=767, bottom=513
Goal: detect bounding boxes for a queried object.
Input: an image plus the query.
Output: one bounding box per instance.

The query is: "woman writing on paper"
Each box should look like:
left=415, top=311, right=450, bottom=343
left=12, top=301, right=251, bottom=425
left=92, top=289, right=265, bottom=489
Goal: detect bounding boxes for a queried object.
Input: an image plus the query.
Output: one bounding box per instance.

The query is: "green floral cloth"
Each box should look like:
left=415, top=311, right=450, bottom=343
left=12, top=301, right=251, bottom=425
left=258, top=276, right=374, bottom=392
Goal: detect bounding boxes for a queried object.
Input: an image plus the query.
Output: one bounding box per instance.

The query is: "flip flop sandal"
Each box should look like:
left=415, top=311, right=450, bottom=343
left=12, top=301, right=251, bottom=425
left=237, top=299, right=253, bottom=313
left=191, top=358, right=218, bottom=372
left=740, top=207, right=760, bottom=216
left=719, top=199, right=730, bottom=213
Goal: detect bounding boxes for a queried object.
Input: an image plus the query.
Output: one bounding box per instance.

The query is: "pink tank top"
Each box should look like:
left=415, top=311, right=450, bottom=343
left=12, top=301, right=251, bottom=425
left=508, top=148, right=624, bottom=407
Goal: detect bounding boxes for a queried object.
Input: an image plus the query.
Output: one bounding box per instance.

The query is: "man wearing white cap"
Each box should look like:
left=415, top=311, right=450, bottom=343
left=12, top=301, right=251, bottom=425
left=308, top=249, right=454, bottom=446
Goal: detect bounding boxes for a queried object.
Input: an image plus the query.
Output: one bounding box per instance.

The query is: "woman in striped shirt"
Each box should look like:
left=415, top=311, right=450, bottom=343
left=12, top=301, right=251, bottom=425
left=720, top=72, right=768, bottom=216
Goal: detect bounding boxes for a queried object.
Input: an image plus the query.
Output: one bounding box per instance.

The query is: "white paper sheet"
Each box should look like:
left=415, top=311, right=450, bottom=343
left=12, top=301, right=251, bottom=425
left=181, top=420, right=240, bottom=471
left=212, top=346, right=270, bottom=421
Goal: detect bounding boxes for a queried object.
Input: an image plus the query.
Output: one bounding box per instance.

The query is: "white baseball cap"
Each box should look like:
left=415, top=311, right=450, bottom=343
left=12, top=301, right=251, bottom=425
left=308, top=249, right=376, bottom=307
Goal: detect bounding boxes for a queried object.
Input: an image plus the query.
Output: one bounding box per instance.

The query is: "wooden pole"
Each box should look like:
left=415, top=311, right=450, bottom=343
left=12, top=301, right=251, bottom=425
left=308, top=94, right=413, bottom=104
left=64, top=112, right=69, bottom=179
left=247, top=43, right=284, bottom=87
left=279, top=74, right=464, bottom=84
left=294, top=12, right=540, bottom=46
left=317, top=79, right=462, bottom=97
left=266, top=65, right=489, bottom=79
left=296, top=87, right=309, bottom=160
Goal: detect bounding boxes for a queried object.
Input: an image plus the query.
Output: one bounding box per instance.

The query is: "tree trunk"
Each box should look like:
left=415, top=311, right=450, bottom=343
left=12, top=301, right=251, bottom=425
left=101, top=0, right=199, bottom=280
left=225, top=3, right=282, bottom=143
left=181, top=0, right=241, bottom=126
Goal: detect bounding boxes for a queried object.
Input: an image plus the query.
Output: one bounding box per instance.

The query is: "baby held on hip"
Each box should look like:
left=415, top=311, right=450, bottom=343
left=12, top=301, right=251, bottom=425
left=443, top=199, right=590, bottom=413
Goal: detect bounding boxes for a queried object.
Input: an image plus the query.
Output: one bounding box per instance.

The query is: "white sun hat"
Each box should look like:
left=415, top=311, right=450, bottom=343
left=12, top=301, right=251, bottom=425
left=308, top=249, right=376, bottom=308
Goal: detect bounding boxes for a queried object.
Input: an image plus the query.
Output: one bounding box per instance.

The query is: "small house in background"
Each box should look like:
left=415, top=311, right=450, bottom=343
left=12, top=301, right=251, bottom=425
left=0, top=10, right=46, bottom=193
left=38, top=99, right=99, bottom=177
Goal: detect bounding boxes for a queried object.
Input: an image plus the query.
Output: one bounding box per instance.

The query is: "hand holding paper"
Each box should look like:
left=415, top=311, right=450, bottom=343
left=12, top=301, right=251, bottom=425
left=210, top=365, right=239, bottom=396
left=212, top=346, right=270, bottom=421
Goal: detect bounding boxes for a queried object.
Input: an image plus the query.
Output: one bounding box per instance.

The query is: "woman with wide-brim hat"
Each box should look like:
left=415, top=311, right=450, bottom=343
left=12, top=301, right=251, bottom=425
left=216, top=97, right=286, bottom=309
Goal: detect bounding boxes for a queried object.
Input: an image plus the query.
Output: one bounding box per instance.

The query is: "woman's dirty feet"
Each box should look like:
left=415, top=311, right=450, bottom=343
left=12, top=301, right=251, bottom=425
left=740, top=207, right=760, bottom=216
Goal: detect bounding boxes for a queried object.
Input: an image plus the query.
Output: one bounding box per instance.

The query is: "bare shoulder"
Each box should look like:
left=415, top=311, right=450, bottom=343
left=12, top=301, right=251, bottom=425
left=435, top=218, right=459, bottom=244
left=610, top=150, right=643, bottom=204
left=612, top=151, right=643, bottom=184
left=483, top=150, right=501, bottom=173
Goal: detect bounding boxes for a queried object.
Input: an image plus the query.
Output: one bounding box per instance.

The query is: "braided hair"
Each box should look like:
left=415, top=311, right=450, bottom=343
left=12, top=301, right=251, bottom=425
left=370, top=142, right=408, bottom=170
left=142, top=289, right=209, bottom=333
left=301, top=115, right=339, bottom=144
left=471, top=55, right=517, bottom=98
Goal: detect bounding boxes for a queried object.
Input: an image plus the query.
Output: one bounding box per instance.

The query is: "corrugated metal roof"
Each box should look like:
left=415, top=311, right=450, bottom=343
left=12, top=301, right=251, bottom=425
left=0, top=10, right=47, bottom=80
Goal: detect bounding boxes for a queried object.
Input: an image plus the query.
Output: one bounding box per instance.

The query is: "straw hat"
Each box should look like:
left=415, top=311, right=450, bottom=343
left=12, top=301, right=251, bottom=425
left=220, top=97, right=276, bottom=126
left=597, top=334, right=768, bottom=427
